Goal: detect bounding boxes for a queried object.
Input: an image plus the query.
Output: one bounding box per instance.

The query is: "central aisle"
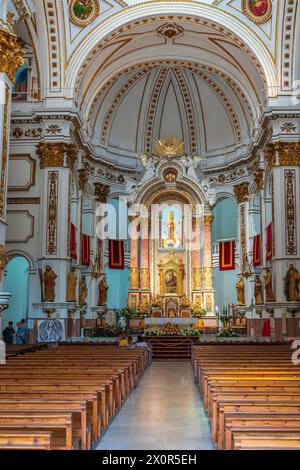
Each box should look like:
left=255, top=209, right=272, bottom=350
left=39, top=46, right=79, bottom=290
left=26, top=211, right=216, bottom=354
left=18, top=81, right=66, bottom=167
left=97, top=361, right=213, bottom=450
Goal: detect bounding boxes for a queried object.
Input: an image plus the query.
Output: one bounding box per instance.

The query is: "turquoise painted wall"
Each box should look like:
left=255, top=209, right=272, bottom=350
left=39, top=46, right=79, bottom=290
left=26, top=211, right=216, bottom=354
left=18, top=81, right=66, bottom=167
left=212, top=198, right=238, bottom=309
left=106, top=198, right=129, bottom=309
left=3, top=257, right=29, bottom=329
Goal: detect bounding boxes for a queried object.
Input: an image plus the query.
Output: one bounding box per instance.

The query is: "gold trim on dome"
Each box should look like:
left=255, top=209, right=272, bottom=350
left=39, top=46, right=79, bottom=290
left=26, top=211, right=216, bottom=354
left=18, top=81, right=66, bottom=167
left=69, top=0, right=100, bottom=28
left=0, top=28, right=23, bottom=84
left=153, top=137, right=185, bottom=159
left=242, top=0, right=272, bottom=25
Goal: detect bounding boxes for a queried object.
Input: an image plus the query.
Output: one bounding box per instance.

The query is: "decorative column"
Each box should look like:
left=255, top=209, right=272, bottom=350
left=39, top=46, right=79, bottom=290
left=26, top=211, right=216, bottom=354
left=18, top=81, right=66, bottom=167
left=202, top=209, right=215, bottom=315
left=32, top=142, right=77, bottom=332
left=265, top=142, right=300, bottom=310
left=234, top=182, right=252, bottom=308
left=0, top=28, right=23, bottom=312
left=128, top=214, right=140, bottom=308
left=191, top=215, right=202, bottom=304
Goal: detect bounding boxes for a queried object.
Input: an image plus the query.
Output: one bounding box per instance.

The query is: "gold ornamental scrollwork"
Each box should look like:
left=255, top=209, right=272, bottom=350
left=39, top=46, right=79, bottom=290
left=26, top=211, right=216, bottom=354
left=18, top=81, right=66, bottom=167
left=140, top=268, right=150, bottom=290
left=203, top=215, right=214, bottom=226
left=192, top=268, right=202, bottom=290
left=0, top=86, right=9, bottom=220
left=47, top=172, right=58, bottom=255
left=94, top=183, right=110, bottom=203
left=36, top=143, right=77, bottom=169
left=0, top=244, right=8, bottom=282
left=78, top=166, right=89, bottom=192
left=233, top=182, right=250, bottom=204
left=202, top=268, right=213, bottom=290
left=0, top=28, right=23, bottom=84
left=265, top=142, right=300, bottom=168
left=130, top=267, right=139, bottom=290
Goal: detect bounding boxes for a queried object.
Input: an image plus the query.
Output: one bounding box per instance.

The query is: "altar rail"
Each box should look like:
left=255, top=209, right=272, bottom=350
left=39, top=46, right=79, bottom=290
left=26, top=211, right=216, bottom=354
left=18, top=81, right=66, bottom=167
left=144, top=336, right=198, bottom=360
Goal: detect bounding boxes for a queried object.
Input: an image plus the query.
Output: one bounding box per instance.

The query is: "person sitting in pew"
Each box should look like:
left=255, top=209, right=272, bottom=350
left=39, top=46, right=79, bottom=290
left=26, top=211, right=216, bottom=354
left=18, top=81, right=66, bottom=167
left=118, top=334, right=128, bottom=347
left=125, top=336, right=136, bottom=350
left=136, top=335, right=149, bottom=350
left=3, top=322, right=16, bottom=344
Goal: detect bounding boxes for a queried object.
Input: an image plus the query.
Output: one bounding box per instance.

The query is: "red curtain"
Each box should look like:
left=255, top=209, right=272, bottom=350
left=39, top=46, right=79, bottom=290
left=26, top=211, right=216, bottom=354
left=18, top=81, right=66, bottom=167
left=108, top=240, right=124, bottom=270
left=262, top=319, right=271, bottom=337
left=253, top=234, right=262, bottom=267
left=219, top=241, right=235, bottom=271
left=70, top=223, right=77, bottom=260
left=81, top=234, right=90, bottom=266
left=266, top=223, right=273, bottom=262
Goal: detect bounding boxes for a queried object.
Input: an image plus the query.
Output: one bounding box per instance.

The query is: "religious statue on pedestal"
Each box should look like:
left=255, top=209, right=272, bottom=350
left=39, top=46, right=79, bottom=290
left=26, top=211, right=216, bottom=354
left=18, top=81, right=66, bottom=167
left=284, top=264, right=300, bottom=302
left=67, top=268, right=77, bottom=302
left=43, top=265, right=57, bottom=302
left=98, top=276, right=108, bottom=306
left=236, top=275, right=246, bottom=305
left=264, top=268, right=275, bottom=302
left=79, top=275, right=88, bottom=305
left=254, top=275, right=264, bottom=305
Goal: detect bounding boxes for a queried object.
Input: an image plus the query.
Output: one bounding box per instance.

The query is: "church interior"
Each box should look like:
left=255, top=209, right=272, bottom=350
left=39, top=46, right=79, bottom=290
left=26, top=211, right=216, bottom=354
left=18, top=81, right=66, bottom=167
left=0, top=0, right=300, bottom=452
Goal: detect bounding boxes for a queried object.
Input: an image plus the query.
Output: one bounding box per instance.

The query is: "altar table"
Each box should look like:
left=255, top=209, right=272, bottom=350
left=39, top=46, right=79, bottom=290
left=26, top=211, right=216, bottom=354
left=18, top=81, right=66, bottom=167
left=144, top=318, right=197, bottom=326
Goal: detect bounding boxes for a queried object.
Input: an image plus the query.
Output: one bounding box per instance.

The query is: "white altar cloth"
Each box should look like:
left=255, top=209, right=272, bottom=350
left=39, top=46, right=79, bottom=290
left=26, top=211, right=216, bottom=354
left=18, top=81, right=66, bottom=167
left=144, top=318, right=197, bottom=326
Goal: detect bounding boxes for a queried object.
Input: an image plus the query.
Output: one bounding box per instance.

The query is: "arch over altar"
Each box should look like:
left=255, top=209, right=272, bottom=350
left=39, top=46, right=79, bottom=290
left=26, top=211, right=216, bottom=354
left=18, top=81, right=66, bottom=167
left=127, top=138, right=216, bottom=317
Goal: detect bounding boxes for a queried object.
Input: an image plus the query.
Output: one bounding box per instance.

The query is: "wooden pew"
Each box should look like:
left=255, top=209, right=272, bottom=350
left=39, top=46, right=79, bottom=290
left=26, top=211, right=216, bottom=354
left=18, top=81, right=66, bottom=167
left=0, top=430, right=52, bottom=450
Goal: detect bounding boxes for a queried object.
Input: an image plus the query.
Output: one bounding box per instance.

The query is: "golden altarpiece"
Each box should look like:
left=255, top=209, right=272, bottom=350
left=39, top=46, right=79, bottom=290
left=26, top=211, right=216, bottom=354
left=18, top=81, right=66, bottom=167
left=127, top=139, right=216, bottom=317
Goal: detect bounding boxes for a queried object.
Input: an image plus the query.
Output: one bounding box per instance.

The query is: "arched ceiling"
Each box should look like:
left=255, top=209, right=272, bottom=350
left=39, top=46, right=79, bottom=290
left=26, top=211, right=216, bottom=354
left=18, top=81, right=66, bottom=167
left=77, top=18, right=266, bottom=168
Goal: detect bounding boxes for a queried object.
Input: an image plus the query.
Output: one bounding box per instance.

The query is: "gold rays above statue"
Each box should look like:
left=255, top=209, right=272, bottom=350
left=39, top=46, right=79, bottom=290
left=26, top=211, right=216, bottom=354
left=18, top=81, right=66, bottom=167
left=153, top=137, right=185, bottom=158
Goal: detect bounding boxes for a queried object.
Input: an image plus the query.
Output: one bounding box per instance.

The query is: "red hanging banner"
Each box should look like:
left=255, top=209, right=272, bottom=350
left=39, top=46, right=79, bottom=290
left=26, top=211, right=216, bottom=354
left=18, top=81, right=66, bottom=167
left=70, top=223, right=77, bottom=260
left=253, top=234, right=262, bottom=267
left=219, top=240, right=235, bottom=271
left=108, top=240, right=125, bottom=270
left=266, top=223, right=273, bottom=262
left=81, top=234, right=90, bottom=266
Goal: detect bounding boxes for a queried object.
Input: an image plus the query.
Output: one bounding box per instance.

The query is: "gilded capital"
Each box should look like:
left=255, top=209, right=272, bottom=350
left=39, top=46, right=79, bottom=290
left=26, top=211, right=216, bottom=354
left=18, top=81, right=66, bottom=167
left=78, top=167, right=89, bottom=191
left=233, top=182, right=249, bottom=204
left=265, top=142, right=300, bottom=168
left=203, top=215, right=214, bottom=226
left=253, top=167, right=264, bottom=191
left=36, top=143, right=77, bottom=169
left=0, top=28, right=24, bottom=83
left=94, top=183, right=110, bottom=203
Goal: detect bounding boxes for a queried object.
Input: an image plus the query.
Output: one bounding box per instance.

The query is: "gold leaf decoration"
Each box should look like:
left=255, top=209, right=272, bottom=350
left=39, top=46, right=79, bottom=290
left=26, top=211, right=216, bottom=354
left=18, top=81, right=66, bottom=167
left=153, top=136, right=185, bottom=158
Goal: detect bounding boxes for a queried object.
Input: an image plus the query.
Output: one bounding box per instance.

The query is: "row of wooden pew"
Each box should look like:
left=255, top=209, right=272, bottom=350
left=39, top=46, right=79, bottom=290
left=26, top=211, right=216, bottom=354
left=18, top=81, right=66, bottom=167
left=192, top=344, right=300, bottom=450
left=0, top=344, right=149, bottom=450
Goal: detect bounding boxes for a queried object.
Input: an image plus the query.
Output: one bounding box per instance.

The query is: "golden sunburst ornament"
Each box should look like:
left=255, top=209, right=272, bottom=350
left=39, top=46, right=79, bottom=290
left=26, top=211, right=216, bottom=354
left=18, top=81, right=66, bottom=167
left=153, top=137, right=185, bottom=158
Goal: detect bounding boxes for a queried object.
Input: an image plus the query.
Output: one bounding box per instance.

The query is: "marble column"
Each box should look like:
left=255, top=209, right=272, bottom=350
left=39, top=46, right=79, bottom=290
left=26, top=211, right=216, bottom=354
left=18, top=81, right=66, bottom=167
left=202, top=209, right=215, bottom=314
left=128, top=214, right=140, bottom=308
left=32, top=142, right=77, bottom=324
left=0, top=28, right=23, bottom=312
left=192, top=216, right=202, bottom=299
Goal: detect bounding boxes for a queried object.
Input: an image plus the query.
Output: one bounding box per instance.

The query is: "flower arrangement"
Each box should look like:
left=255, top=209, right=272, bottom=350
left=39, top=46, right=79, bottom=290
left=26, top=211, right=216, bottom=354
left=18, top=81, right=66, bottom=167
left=116, top=307, right=136, bottom=319
left=144, top=323, right=202, bottom=336
left=179, top=296, right=191, bottom=308
left=217, top=327, right=239, bottom=338
left=192, top=299, right=207, bottom=317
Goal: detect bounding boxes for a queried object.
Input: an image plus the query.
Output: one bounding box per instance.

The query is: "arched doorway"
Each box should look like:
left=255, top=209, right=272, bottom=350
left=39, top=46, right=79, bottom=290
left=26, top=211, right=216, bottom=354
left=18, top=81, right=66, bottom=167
left=3, top=256, right=30, bottom=329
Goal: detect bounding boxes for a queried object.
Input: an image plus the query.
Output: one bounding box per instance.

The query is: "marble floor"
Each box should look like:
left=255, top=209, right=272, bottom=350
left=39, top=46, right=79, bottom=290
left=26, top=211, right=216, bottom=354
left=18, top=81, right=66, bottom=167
left=97, top=361, right=213, bottom=450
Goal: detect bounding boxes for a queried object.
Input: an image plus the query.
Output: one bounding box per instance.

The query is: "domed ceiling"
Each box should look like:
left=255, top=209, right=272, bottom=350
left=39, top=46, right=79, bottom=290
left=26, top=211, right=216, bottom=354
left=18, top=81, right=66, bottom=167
left=76, top=17, right=268, bottom=170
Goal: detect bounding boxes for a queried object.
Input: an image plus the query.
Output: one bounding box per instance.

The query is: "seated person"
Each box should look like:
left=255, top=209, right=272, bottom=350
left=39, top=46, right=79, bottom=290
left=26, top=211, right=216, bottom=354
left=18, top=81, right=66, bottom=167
left=16, top=321, right=27, bottom=344
left=125, top=336, right=136, bottom=349
left=136, top=335, right=149, bottom=350
left=3, top=322, right=16, bottom=344
left=118, top=334, right=128, bottom=347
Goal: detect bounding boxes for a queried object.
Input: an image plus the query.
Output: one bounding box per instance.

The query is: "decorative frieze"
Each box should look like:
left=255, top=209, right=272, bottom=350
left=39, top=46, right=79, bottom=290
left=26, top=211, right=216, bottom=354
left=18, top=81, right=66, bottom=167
left=0, top=28, right=23, bottom=83
left=285, top=170, right=297, bottom=256
left=46, top=171, right=58, bottom=255
left=233, top=182, right=250, bottom=203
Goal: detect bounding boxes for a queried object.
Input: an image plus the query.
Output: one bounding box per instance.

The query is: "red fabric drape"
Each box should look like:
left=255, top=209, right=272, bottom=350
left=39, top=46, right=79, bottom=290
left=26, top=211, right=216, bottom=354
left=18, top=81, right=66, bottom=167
left=253, top=234, right=262, bottom=267
left=108, top=240, right=124, bottom=270
left=262, top=319, right=271, bottom=337
left=266, top=223, right=273, bottom=262
left=70, top=223, right=77, bottom=260
left=219, top=240, right=235, bottom=271
left=81, top=234, right=90, bottom=266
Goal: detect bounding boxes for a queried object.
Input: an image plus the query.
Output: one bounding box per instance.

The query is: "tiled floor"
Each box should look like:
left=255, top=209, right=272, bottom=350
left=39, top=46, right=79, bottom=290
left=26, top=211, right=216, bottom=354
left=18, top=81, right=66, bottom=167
left=97, top=361, right=213, bottom=450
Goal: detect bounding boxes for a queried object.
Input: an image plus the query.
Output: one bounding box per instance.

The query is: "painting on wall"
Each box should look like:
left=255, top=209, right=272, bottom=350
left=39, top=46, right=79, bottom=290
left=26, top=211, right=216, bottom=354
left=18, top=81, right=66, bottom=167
left=38, top=319, right=65, bottom=343
left=242, top=0, right=272, bottom=24
left=160, top=204, right=183, bottom=250
left=69, top=0, right=99, bottom=27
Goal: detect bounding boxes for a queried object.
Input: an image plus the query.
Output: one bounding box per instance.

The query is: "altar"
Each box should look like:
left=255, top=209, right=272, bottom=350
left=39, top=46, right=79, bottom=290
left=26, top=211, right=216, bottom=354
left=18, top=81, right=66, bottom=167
left=127, top=137, right=216, bottom=317
left=144, top=317, right=197, bottom=326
